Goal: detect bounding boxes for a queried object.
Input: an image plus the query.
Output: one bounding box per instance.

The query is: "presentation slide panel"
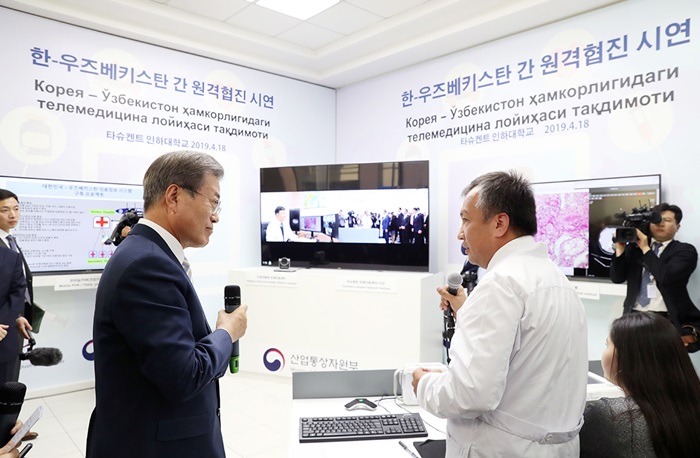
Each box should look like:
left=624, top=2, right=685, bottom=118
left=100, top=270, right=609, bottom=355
left=0, top=176, right=142, bottom=273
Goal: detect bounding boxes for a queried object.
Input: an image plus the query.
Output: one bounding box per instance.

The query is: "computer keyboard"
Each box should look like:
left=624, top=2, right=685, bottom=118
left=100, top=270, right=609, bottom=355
left=299, top=412, right=428, bottom=443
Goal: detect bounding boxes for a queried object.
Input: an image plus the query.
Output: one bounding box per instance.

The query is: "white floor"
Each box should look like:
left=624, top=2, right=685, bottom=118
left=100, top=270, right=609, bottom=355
left=19, top=371, right=292, bottom=458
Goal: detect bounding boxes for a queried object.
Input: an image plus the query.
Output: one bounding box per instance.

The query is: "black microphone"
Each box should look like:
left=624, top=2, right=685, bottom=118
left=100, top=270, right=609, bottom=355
left=446, top=272, right=462, bottom=296
left=224, top=285, right=241, bottom=374
left=0, top=382, right=26, bottom=445
left=444, top=272, right=463, bottom=320
left=20, top=347, right=63, bottom=366
left=19, top=331, right=63, bottom=367
left=442, top=273, right=463, bottom=365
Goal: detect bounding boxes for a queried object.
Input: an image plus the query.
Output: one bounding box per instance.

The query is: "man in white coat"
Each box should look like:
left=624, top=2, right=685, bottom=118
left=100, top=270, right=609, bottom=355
left=413, top=170, right=588, bottom=457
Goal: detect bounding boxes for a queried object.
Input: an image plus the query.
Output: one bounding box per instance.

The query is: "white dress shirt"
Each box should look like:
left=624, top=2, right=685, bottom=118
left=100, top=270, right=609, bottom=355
left=417, top=236, right=588, bottom=458
left=265, top=219, right=299, bottom=242
left=0, top=229, right=27, bottom=277
left=632, top=237, right=669, bottom=313
left=0, top=229, right=11, bottom=250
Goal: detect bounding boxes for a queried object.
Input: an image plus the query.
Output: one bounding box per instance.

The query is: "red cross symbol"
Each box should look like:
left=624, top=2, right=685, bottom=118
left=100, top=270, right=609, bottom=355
left=94, top=216, right=110, bottom=228
left=89, top=251, right=96, bottom=258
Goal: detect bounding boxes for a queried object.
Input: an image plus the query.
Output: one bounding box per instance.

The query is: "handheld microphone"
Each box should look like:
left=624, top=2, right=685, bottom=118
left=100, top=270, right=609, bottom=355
left=19, top=332, right=63, bottom=367
left=442, top=273, right=462, bottom=364
left=0, top=382, right=26, bottom=445
left=224, top=285, right=241, bottom=374
left=446, top=272, right=462, bottom=296
left=445, top=272, right=463, bottom=323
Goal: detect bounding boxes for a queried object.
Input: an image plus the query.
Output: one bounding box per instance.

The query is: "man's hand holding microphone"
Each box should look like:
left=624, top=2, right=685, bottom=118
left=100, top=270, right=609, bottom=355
left=436, top=272, right=468, bottom=315
left=216, top=285, right=248, bottom=374
left=412, top=273, right=465, bottom=393
left=216, top=305, right=248, bottom=342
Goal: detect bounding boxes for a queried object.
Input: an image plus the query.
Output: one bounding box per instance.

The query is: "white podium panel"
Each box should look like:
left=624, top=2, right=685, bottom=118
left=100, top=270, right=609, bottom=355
left=229, top=268, right=444, bottom=377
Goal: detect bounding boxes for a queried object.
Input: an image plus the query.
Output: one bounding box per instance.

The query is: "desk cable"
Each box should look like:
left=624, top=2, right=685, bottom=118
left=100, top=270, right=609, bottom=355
left=370, top=395, right=446, bottom=436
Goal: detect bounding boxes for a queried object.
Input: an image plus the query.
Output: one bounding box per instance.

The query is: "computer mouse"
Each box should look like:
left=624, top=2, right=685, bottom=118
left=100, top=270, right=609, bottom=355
left=344, top=398, right=378, bottom=411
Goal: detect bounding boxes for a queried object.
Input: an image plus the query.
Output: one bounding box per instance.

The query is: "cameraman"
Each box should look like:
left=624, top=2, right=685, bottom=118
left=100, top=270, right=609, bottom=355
left=610, top=203, right=700, bottom=326
left=105, top=209, right=141, bottom=246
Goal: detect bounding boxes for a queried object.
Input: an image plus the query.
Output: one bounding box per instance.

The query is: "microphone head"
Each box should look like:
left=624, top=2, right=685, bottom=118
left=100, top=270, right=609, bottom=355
left=447, top=272, right=463, bottom=295
left=27, top=348, right=63, bottom=366
left=447, top=272, right=463, bottom=287
left=225, top=285, right=240, bottom=299
left=0, top=382, right=26, bottom=407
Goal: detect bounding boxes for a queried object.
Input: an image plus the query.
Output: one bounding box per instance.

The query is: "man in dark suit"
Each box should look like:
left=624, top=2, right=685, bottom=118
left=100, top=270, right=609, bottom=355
left=381, top=210, right=391, bottom=243
left=0, top=189, right=33, bottom=382
left=399, top=208, right=411, bottom=244
left=412, top=207, right=425, bottom=245
left=389, top=210, right=399, bottom=243
left=0, top=246, right=26, bottom=385
left=610, top=203, right=700, bottom=349
left=86, top=151, right=249, bottom=458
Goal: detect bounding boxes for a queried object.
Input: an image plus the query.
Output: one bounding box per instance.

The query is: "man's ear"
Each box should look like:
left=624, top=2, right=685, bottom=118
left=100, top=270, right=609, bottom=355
left=164, top=184, right=180, bottom=213
left=493, top=212, right=510, bottom=237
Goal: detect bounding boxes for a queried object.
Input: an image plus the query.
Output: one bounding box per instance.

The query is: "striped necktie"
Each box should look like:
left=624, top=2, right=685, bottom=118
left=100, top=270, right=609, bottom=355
left=6, top=234, right=32, bottom=304
left=182, top=258, right=192, bottom=279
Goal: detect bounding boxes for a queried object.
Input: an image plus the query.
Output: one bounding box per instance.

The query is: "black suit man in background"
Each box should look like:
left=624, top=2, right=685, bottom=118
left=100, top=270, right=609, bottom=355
left=610, top=203, right=700, bottom=350
left=389, top=210, right=399, bottom=243
left=0, top=246, right=26, bottom=385
left=381, top=210, right=391, bottom=243
left=412, top=207, right=425, bottom=244
left=0, top=189, right=34, bottom=382
left=401, top=208, right=412, bottom=243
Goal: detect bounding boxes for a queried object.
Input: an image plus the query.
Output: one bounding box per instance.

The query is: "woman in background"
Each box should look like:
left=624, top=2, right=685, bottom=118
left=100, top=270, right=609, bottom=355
left=580, top=312, right=700, bottom=457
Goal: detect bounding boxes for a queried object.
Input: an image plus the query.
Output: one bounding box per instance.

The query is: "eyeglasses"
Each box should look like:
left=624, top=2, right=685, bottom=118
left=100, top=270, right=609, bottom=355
left=182, top=187, right=222, bottom=215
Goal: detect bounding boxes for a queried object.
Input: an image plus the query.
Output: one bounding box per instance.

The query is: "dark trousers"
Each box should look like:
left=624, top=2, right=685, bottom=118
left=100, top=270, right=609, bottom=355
left=0, top=358, right=19, bottom=386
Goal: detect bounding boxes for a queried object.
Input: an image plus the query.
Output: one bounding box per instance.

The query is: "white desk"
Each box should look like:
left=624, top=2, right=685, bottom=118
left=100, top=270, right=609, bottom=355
left=289, top=397, right=446, bottom=458
left=288, top=370, right=624, bottom=457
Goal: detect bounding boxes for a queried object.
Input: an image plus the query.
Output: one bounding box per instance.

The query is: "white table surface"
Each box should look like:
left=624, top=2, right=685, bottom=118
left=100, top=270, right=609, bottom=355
left=289, top=397, right=446, bottom=458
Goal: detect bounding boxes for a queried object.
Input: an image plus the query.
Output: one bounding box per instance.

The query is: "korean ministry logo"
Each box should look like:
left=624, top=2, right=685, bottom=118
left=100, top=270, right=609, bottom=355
left=263, top=348, right=285, bottom=372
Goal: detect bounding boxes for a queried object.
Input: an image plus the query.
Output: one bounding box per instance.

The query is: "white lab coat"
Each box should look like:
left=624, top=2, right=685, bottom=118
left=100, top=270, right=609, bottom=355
left=417, top=236, right=588, bottom=457
left=265, top=220, right=298, bottom=242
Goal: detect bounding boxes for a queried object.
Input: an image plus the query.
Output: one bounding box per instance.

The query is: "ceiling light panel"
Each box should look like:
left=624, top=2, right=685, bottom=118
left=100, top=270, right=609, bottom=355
left=256, top=0, right=340, bottom=21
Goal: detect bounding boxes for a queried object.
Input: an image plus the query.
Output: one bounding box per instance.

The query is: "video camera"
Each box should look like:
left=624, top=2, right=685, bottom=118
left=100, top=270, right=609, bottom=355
left=612, top=204, right=662, bottom=243
left=104, top=208, right=142, bottom=246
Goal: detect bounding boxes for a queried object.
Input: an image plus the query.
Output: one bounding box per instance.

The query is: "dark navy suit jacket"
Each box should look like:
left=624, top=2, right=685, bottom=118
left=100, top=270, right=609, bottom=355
left=87, top=224, right=232, bottom=458
left=610, top=240, right=700, bottom=325
left=0, top=237, right=33, bottom=324
left=0, top=247, right=26, bottom=368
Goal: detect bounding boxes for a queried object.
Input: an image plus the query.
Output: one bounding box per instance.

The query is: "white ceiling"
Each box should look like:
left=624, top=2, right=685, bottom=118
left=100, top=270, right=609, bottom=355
left=1, top=0, right=623, bottom=88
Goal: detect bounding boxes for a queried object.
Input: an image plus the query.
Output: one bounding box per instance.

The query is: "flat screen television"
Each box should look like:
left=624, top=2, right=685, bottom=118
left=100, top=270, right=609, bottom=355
left=0, top=175, right=143, bottom=275
left=531, top=174, right=661, bottom=279
left=260, top=161, right=429, bottom=271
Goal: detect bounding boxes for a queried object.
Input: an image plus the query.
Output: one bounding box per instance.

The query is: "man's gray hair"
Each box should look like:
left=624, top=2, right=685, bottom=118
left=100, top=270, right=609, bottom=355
left=461, top=170, right=537, bottom=236
left=143, top=150, right=224, bottom=211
